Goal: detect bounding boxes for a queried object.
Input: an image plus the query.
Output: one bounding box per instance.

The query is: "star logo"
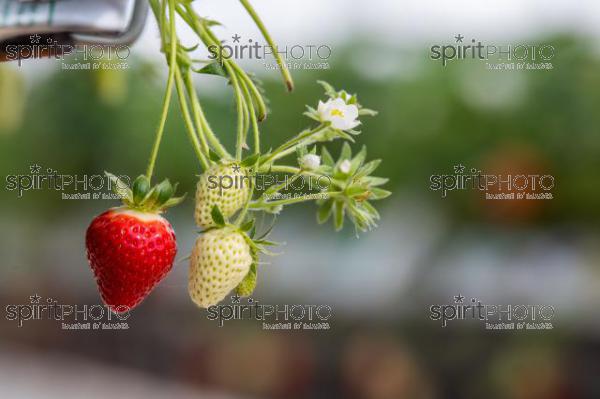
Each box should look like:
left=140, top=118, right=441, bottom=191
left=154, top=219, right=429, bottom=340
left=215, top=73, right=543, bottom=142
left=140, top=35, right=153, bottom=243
left=455, top=34, right=464, bottom=43
left=30, top=164, right=42, bottom=174
left=30, top=34, right=41, bottom=44
left=453, top=164, right=465, bottom=174
left=230, top=294, right=241, bottom=303
left=232, top=164, right=241, bottom=173
left=29, top=294, right=41, bottom=304
left=232, top=34, right=241, bottom=43
left=454, top=294, right=465, bottom=303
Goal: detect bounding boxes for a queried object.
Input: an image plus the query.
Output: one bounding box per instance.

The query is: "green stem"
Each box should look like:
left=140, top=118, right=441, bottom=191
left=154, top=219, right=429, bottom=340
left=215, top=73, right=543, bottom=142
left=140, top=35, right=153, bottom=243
left=221, top=61, right=247, bottom=161
left=250, top=191, right=340, bottom=208
left=238, top=77, right=260, bottom=154
left=263, top=164, right=344, bottom=187
left=265, top=173, right=300, bottom=195
left=183, top=70, right=211, bottom=156
left=260, top=124, right=327, bottom=165
left=234, top=175, right=254, bottom=225
left=239, top=0, right=294, bottom=91
left=174, top=67, right=209, bottom=169
left=146, top=0, right=177, bottom=180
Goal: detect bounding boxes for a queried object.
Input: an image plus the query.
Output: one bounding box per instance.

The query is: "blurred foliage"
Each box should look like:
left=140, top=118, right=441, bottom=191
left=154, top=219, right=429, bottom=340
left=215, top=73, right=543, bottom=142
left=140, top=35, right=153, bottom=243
left=1, top=35, right=599, bottom=227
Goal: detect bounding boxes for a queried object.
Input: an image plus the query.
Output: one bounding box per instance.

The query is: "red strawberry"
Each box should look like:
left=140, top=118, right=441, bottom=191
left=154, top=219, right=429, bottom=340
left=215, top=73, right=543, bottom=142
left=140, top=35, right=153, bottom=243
left=85, top=174, right=184, bottom=312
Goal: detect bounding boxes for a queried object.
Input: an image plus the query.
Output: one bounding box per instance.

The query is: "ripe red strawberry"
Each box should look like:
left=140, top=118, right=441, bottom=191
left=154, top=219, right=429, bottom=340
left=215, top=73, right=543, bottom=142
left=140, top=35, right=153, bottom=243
left=85, top=174, right=183, bottom=312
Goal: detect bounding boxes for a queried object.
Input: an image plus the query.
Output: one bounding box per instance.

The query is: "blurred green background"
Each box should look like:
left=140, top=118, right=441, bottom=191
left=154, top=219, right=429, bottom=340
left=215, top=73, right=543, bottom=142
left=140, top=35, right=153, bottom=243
left=0, top=33, right=599, bottom=398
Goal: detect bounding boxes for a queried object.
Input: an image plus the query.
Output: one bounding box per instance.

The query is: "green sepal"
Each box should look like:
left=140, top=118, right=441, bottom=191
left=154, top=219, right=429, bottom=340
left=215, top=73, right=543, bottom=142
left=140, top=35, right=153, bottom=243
left=194, top=62, right=228, bottom=77
left=240, top=218, right=255, bottom=232
left=154, top=179, right=175, bottom=206
left=363, top=176, right=389, bottom=187
left=317, top=198, right=334, bottom=224
left=235, top=263, right=257, bottom=297
left=334, top=200, right=345, bottom=231
left=208, top=148, right=222, bottom=163
left=211, top=205, right=226, bottom=227
left=370, top=188, right=392, bottom=200
left=350, top=145, right=367, bottom=174
left=340, top=142, right=352, bottom=161
left=356, top=160, right=382, bottom=178
left=317, top=80, right=337, bottom=98
left=105, top=172, right=133, bottom=203
left=132, top=175, right=150, bottom=204
left=321, top=147, right=334, bottom=167
left=345, top=186, right=369, bottom=198
left=241, top=153, right=260, bottom=167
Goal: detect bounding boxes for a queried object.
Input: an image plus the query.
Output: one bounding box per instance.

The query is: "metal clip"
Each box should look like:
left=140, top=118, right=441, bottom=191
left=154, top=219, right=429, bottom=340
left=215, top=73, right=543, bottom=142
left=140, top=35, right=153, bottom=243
left=7, top=0, right=148, bottom=45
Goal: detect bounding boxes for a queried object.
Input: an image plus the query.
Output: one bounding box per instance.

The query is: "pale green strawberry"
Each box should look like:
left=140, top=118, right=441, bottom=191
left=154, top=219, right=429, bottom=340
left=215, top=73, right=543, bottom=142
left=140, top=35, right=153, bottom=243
left=194, top=163, right=250, bottom=228
left=188, top=227, right=253, bottom=308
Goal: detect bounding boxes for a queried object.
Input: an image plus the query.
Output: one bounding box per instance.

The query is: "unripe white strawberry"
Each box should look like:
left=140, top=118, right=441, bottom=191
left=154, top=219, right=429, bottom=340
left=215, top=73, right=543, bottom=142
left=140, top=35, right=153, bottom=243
left=194, top=163, right=250, bottom=228
left=188, top=227, right=253, bottom=308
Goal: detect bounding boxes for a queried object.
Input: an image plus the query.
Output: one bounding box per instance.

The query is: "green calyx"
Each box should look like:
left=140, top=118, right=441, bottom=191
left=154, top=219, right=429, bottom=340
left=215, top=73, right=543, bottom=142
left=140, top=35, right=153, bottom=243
left=106, top=172, right=185, bottom=213
left=316, top=142, right=391, bottom=233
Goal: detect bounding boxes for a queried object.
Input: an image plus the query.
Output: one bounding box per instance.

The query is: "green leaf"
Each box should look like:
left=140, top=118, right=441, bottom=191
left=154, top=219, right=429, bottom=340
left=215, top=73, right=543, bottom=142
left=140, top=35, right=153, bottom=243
left=317, top=198, right=334, bottom=224
left=211, top=205, right=226, bottom=227
left=334, top=200, right=345, bottom=231
left=194, top=62, right=227, bottom=77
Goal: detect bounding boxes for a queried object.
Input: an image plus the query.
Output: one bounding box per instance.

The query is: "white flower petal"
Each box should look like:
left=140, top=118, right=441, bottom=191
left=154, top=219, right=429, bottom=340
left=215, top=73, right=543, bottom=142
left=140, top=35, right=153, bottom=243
left=330, top=98, right=347, bottom=109
left=344, top=104, right=359, bottom=119
left=330, top=116, right=349, bottom=130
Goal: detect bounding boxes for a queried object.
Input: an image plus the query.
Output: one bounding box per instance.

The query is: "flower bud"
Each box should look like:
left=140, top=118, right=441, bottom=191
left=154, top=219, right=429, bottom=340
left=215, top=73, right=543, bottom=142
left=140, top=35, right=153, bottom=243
left=299, top=154, right=321, bottom=171
left=339, top=159, right=351, bottom=174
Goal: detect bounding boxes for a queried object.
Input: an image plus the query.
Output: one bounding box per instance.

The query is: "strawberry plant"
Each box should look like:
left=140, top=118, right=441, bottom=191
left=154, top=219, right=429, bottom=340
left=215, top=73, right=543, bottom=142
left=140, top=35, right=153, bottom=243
left=86, top=0, right=390, bottom=310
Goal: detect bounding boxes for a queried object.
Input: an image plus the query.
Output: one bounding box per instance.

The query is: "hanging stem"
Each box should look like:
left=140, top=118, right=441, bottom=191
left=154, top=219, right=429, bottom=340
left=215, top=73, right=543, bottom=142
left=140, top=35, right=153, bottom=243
left=145, top=0, right=178, bottom=180
left=174, top=67, right=209, bottom=169
left=183, top=70, right=211, bottom=156
left=239, top=0, right=294, bottom=91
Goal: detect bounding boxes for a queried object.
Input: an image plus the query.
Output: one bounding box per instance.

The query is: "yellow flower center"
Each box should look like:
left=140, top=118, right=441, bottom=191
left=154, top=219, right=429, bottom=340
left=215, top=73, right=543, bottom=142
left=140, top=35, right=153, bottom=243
left=330, top=108, right=344, bottom=117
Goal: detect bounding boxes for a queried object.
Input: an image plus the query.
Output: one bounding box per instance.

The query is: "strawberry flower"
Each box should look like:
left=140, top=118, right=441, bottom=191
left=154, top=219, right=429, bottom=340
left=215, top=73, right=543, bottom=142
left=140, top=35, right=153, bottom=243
left=304, top=81, right=376, bottom=137
left=317, top=98, right=360, bottom=130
